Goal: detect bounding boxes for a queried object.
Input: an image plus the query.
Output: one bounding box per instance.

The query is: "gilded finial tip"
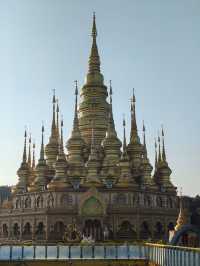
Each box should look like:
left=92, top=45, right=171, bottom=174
left=109, top=80, right=113, bottom=95
left=143, top=120, right=145, bottom=132
left=74, top=80, right=78, bottom=95
left=123, top=115, right=126, bottom=127
left=92, top=12, right=97, bottom=37
left=29, top=133, right=31, bottom=143
left=52, top=89, right=56, bottom=103
left=161, top=125, right=164, bottom=137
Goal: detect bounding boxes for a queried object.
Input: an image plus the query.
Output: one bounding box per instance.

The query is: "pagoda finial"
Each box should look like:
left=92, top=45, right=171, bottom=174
left=51, top=89, right=57, bottom=137
left=27, top=133, right=32, bottom=166
left=158, top=133, right=162, bottom=163
left=175, top=187, right=187, bottom=231
left=56, top=99, right=60, bottom=138
left=22, top=129, right=27, bottom=163
left=143, top=121, right=147, bottom=157
left=130, top=88, right=139, bottom=144
left=92, top=12, right=97, bottom=37
left=60, top=117, right=64, bottom=154
left=73, top=80, right=78, bottom=129
left=88, top=12, right=100, bottom=74
left=155, top=138, right=158, bottom=169
left=109, top=80, right=113, bottom=105
left=122, top=115, right=127, bottom=154
left=107, top=82, right=117, bottom=136
left=40, top=124, right=45, bottom=161
left=161, top=125, right=166, bottom=162
left=32, top=142, right=36, bottom=169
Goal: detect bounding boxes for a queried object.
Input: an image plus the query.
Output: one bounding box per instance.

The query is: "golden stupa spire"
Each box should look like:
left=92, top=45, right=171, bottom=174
left=51, top=89, right=57, bottom=138
left=102, top=81, right=121, bottom=161
left=59, top=118, right=65, bottom=156
left=175, top=188, right=187, bottom=231
left=122, top=116, right=127, bottom=154
left=154, top=139, right=158, bottom=169
left=158, top=133, right=162, bottom=163
left=40, top=124, right=45, bottom=161
left=72, top=80, right=80, bottom=133
left=28, top=134, right=32, bottom=166
left=56, top=99, right=60, bottom=139
left=22, top=130, right=27, bottom=163
left=88, top=12, right=100, bottom=74
left=32, top=142, right=36, bottom=169
left=15, top=129, right=30, bottom=193
left=66, top=81, right=85, bottom=165
left=45, top=90, right=60, bottom=168
left=161, top=126, right=166, bottom=162
left=130, top=89, right=140, bottom=144
left=143, top=121, right=147, bottom=158
left=120, top=115, right=129, bottom=161
left=30, top=124, right=49, bottom=191
left=108, top=80, right=116, bottom=132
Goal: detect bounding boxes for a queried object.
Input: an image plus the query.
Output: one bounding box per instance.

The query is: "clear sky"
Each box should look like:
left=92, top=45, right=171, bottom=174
left=0, top=0, right=199, bottom=196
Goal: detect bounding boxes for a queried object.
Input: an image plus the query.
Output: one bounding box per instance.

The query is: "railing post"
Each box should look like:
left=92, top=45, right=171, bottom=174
left=127, top=244, right=130, bottom=259
left=80, top=245, right=83, bottom=259
left=104, top=245, right=106, bottom=259
left=9, top=246, right=12, bottom=261
left=92, top=245, right=94, bottom=259
left=33, top=245, right=36, bottom=260
left=22, top=246, right=24, bottom=260
left=173, top=247, right=176, bottom=266
left=45, top=245, right=47, bottom=259
left=193, top=251, right=196, bottom=266
left=184, top=249, right=187, bottom=266
left=180, top=248, right=182, bottom=266
left=57, top=245, right=59, bottom=259
left=69, top=245, right=71, bottom=259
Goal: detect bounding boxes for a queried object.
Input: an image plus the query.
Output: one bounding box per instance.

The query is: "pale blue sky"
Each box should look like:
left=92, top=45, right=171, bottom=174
left=0, top=0, right=199, bottom=196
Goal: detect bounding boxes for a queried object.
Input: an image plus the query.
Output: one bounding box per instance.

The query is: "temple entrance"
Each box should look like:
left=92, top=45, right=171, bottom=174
left=83, top=219, right=103, bottom=241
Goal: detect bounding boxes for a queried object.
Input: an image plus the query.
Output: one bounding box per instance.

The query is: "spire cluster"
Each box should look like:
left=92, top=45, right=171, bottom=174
left=14, top=14, right=174, bottom=194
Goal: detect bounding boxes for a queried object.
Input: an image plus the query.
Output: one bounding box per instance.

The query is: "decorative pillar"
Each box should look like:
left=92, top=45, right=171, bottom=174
left=45, top=215, right=48, bottom=242
left=32, top=218, right=36, bottom=241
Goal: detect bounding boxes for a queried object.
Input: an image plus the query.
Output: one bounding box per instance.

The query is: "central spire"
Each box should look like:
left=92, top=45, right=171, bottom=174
left=78, top=14, right=109, bottom=146
left=88, top=12, right=100, bottom=74
left=85, top=13, right=104, bottom=85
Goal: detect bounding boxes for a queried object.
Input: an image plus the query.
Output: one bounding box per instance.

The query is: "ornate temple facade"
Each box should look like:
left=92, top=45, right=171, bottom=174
left=0, top=15, right=178, bottom=243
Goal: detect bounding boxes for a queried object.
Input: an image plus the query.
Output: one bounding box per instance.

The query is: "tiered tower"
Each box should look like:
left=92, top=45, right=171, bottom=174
left=0, top=14, right=178, bottom=244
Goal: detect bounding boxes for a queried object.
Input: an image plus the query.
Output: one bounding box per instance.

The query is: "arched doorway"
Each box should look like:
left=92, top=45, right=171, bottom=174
left=140, top=221, right=151, bottom=240
left=83, top=219, right=103, bottom=241
left=117, top=221, right=137, bottom=240
left=154, top=222, right=165, bottom=239
left=52, top=221, right=65, bottom=240
left=23, top=222, right=32, bottom=240
left=35, top=222, right=45, bottom=240
left=13, top=223, right=20, bottom=239
left=81, top=196, right=104, bottom=241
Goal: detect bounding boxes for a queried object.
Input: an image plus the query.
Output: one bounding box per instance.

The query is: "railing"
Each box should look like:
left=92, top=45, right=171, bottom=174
left=146, top=243, right=200, bottom=266
left=0, top=245, right=146, bottom=261
left=0, top=243, right=200, bottom=265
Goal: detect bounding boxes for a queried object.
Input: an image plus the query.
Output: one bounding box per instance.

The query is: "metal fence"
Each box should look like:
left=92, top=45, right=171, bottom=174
left=0, top=243, right=200, bottom=265
left=146, top=243, right=200, bottom=266
left=0, top=245, right=146, bottom=261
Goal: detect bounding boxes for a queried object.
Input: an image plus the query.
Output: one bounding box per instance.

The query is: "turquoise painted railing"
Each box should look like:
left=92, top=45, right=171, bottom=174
left=0, top=243, right=199, bottom=265
left=146, top=243, right=200, bottom=266
left=0, top=245, right=146, bottom=261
